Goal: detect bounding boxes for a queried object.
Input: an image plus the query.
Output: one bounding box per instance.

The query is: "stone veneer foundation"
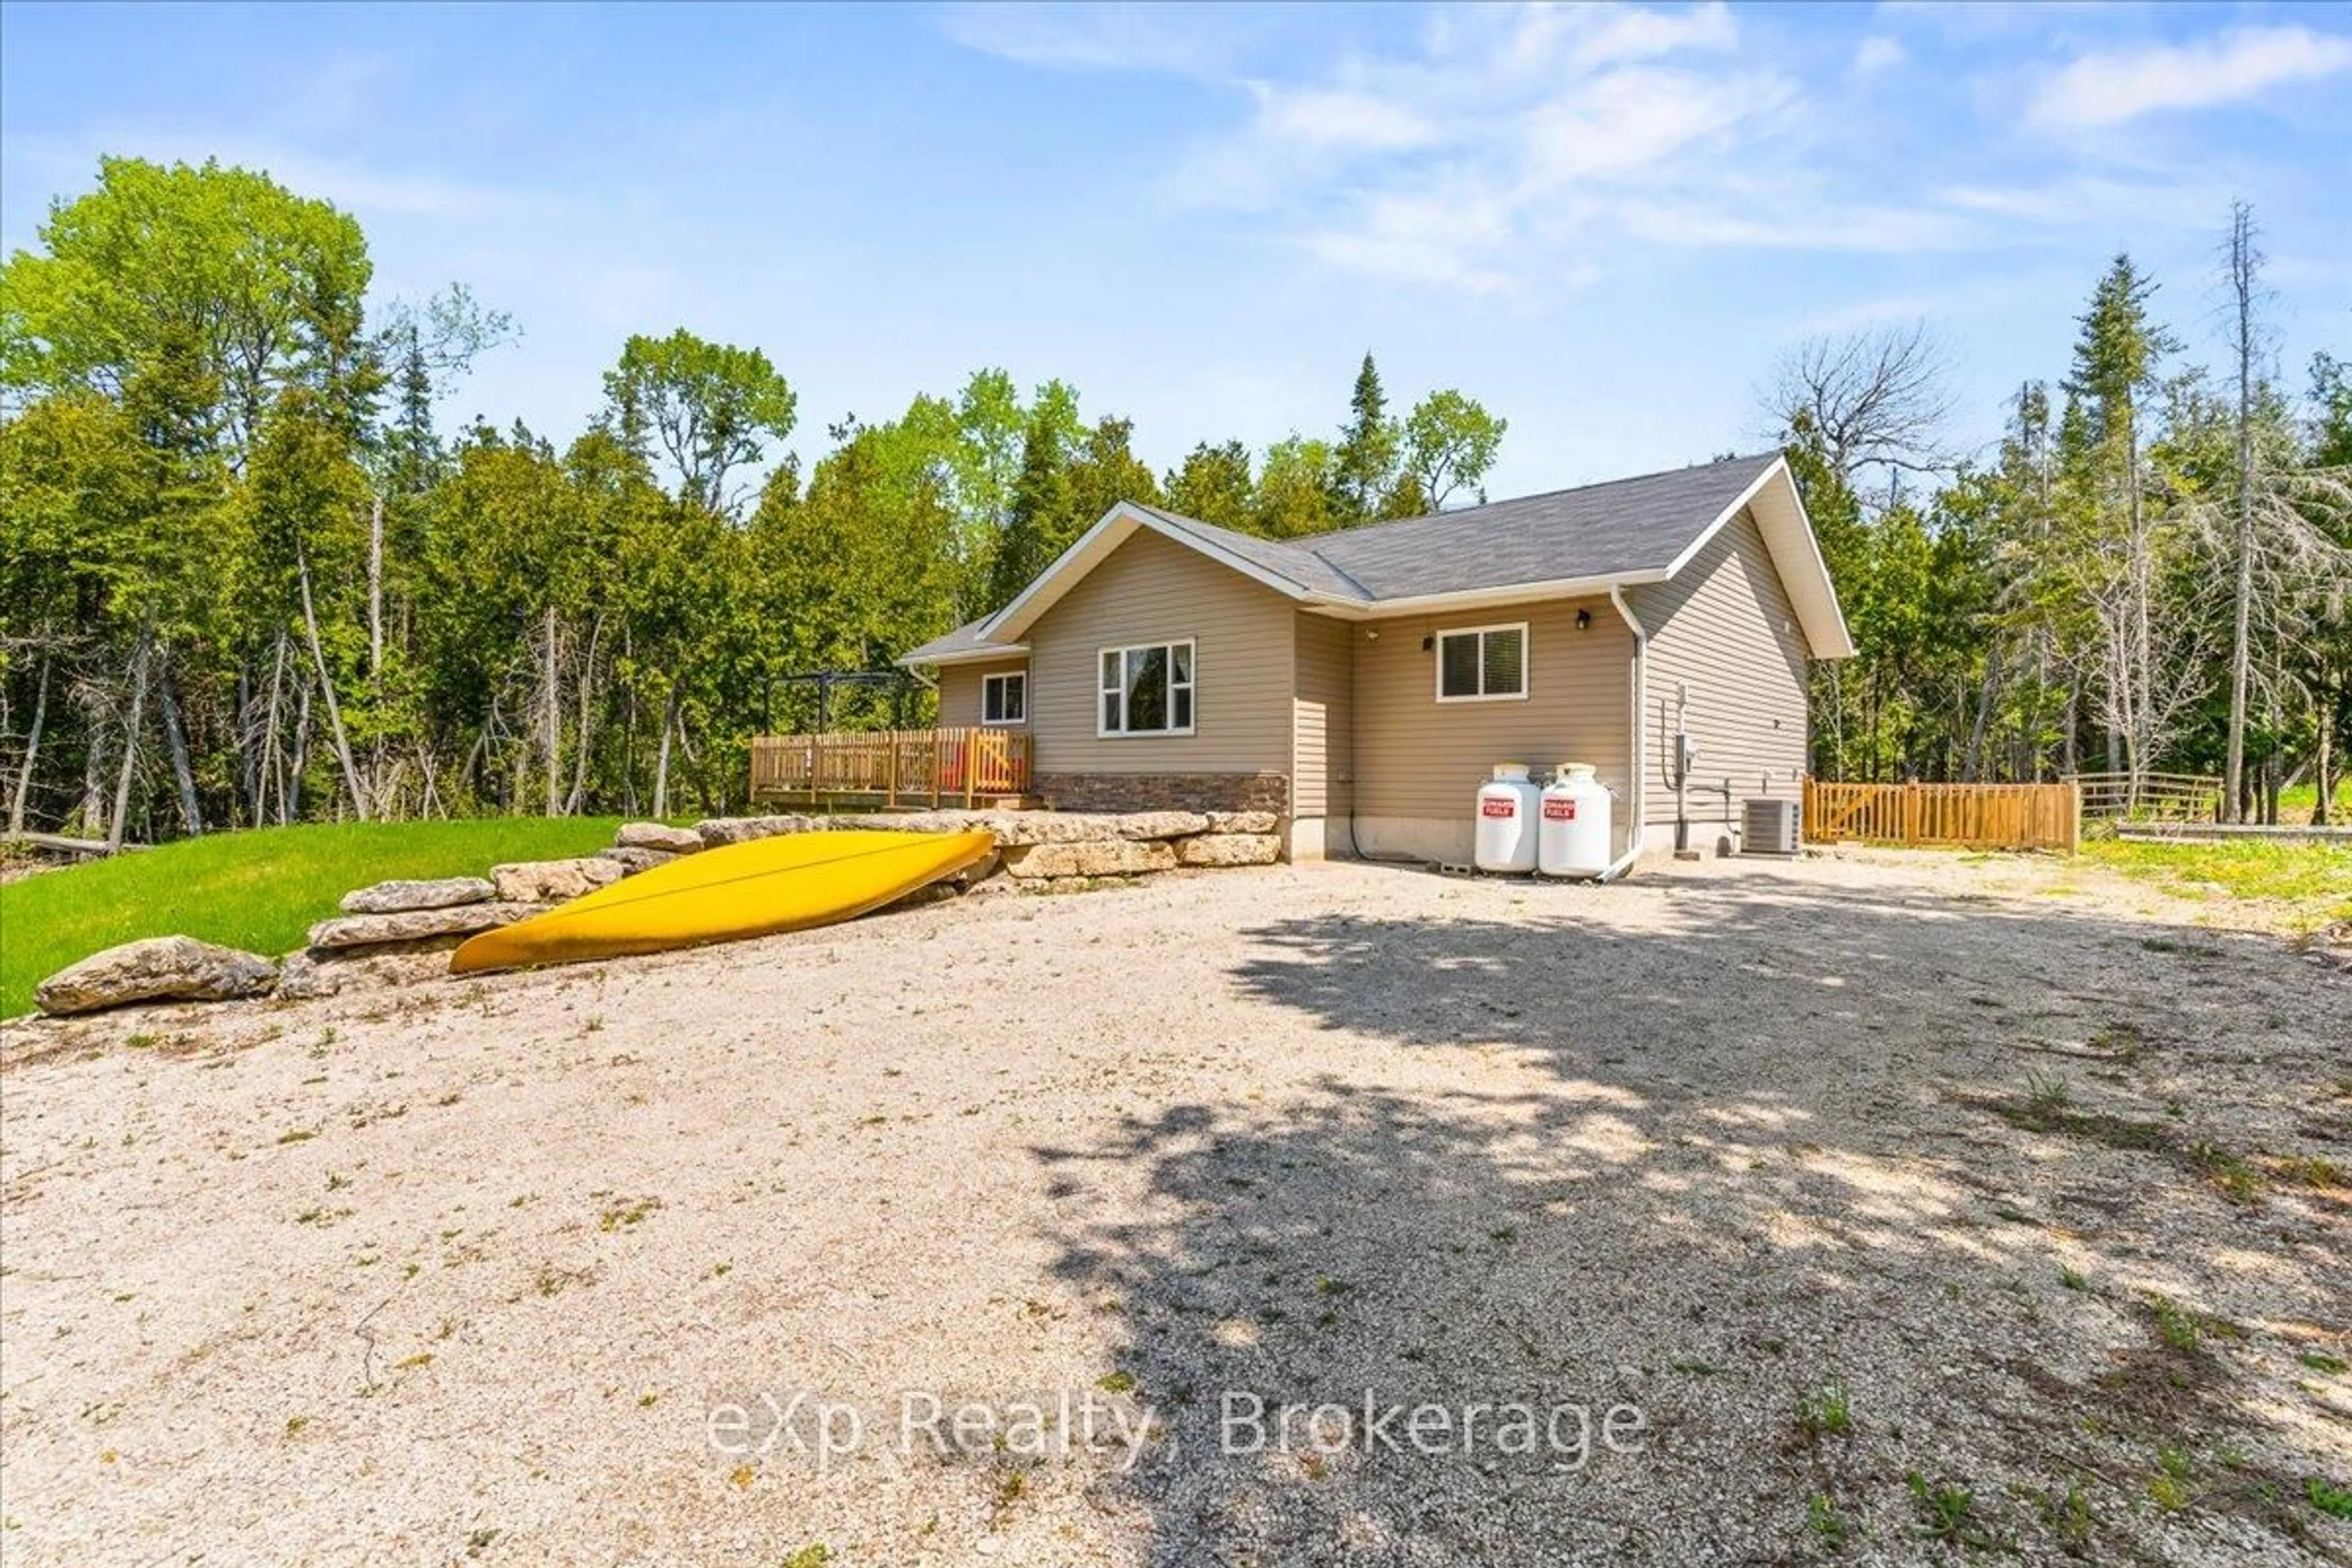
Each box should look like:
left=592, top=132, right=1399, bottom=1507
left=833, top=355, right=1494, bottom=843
left=1030, top=771, right=1288, bottom=816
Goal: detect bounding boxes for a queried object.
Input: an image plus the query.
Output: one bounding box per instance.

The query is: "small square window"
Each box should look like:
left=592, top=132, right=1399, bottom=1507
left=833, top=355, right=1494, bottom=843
left=981, top=671, right=1026, bottom=725
left=1436, top=624, right=1528, bottom=701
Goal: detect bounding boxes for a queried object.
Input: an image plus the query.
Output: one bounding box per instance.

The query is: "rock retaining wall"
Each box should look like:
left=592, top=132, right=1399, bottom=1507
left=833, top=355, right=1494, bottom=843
left=690, top=809, right=1284, bottom=885
left=31, top=808, right=1281, bottom=1015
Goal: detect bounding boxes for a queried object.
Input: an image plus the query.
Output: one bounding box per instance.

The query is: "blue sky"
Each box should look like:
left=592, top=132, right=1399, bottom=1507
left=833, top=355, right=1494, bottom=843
left=4, top=1, right=2348, bottom=499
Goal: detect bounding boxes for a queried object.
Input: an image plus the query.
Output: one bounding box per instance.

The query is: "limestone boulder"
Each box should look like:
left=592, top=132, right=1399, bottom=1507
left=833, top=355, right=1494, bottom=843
left=616, top=821, right=704, bottom=854
left=837, top=810, right=986, bottom=836
left=306, top=901, right=547, bottom=952
left=1174, top=833, right=1281, bottom=867
left=1112, top=811, right=1212, bottom=840
left=982, top=812, right=1134, bottom=846
left=948, top=848, right=1003, bottom=886
left=1001, top=840, right=1178, bottom=880
left=597, top=845, right=682, bottom=876
left=277, top=948, right=453, bottom=1000
left=1204, top=810, right=1279, bottom=835
left=692, top=815, right=816, bottom=847
left=491, top=858, right=624, bottom=904
left=894, top=881, right=965, bottom=910
left=339, top=876, right=495, bottom=915
left=275, top=949, right=341, bottom=1001
left=36, top=937, right=278, bottom=1017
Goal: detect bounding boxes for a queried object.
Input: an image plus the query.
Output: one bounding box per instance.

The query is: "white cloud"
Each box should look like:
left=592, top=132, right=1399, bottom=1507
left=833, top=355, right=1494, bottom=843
left=1144, top=6, right=1814, bottom=290
left=1934, top=173, right=2234, bottom=228
left=1518, top=67, right=1792, bottom=184
left=1302, top=182, right=1519, bottom=293
left=1573, top=1, right=1739, bottom=66
left=1254, top=86, right=1437, bottom=152
left=1872, top=1, right=2148, bottom=43
left=937, top=1, right=1281, bottom=79
left=1619, top=198, right=1973, bottom=253
left=1851, top=35, right=1905, bottom=77
left=2029, top=24, right=2352, bottom=129
left=955, top=0, right=2309, bottom=296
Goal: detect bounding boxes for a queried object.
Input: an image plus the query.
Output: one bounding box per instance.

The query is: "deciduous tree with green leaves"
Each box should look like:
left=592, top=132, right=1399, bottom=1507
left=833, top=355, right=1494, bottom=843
left=601, top=328, right=796, bottom=517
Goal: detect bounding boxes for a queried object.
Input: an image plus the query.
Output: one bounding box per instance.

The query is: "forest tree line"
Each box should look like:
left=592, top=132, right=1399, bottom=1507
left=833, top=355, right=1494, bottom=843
left=1763, top=209, right=2351, bottom=823
left=2, top=159, right=2347, bottom=843
left=0, top=159, right=1506, bottom=840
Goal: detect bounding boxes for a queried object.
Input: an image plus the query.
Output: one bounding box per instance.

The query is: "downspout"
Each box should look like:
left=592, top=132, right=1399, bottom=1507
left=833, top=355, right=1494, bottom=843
left=1602, top=585, right=1647, bottom=881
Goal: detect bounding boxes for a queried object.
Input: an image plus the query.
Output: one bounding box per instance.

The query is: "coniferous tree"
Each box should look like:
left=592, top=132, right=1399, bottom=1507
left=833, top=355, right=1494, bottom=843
left=1164, top=440, right=1256, bottom=532
left=986, top=404, right=1077, bottom=611
left=1333, top=353, right=1398, bottom=522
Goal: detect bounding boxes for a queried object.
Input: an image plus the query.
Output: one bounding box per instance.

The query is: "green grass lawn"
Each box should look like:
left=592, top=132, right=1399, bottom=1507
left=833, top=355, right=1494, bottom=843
left=2278, top=779, right=2350, bottom=820
left=2081, top=836, right=2352, bottom=935
left=1, top=818, right=627, bottom=1017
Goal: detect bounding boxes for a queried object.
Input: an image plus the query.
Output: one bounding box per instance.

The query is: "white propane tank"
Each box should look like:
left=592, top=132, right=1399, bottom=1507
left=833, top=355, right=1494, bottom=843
left=1474, top=763, right=1540, bottom=873
left=1537, top=762, right=1613, bottom=878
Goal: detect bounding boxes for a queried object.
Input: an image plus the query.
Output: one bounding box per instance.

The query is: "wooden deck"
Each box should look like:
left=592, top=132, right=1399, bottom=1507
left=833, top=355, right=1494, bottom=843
left=1803, top=778, right=2081, bottom=853
left=748, top=727, right=1033, bottom=810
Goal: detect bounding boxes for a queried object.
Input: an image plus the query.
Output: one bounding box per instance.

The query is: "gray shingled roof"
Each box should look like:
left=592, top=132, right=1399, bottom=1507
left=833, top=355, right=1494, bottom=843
left=901, top=452, right=1784, bottom=662
left=1127, top=502, right=1374, bottom=599
left=1302, top=451, right=1779, bottom=600
left=901, top=616, right=1020, bottom=665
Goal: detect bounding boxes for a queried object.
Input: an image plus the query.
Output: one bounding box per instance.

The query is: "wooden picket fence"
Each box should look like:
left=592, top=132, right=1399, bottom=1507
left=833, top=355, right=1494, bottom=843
left=1802, top=778, right=2081, bottom=854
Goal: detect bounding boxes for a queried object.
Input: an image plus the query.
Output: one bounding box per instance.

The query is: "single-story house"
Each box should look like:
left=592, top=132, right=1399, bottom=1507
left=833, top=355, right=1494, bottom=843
left=899, top=451, right=1854, bottom=866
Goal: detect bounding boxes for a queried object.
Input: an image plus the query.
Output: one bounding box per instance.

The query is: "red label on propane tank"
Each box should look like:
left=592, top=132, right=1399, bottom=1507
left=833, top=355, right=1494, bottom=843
left=1543, top=799, right=1577, bottom=820
left=1480, top=799, right=1515, bottom=818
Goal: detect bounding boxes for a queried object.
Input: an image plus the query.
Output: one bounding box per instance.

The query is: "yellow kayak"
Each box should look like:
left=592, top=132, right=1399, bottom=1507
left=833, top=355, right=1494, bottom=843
left=449, top=829, right=997, bottom=974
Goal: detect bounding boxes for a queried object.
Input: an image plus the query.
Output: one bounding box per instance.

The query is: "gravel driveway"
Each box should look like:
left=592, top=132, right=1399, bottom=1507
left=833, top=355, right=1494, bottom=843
left=2, top=850, right=2346, bottom=1566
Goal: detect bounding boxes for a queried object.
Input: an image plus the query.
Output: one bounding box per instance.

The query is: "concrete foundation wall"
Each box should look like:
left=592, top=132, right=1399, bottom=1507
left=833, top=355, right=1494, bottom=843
left=1344, top=814, right=1689, bottom=867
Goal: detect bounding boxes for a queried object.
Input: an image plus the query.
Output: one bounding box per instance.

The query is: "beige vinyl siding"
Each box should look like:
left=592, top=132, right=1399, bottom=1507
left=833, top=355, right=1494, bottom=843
left=1628, top=508, right=1809, bottom=827
left=1026, top=527, right=1296, bottom=774
left=933, top=658, right=1030, bottom=729
left=1291, top=612, right=1354, bottom=817
left=1351, top=594, right=1634, bottom=820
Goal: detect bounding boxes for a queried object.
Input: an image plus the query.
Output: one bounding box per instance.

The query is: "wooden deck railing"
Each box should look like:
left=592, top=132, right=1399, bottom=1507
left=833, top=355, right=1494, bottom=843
left=1803, top=778, right=2081, bottom=853
left=748, top=727, right=1031, bottom=809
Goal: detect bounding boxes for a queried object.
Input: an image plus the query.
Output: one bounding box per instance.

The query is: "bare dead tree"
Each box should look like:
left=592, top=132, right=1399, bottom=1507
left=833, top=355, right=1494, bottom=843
left=2081, top=548, right=2217, bottom=801
left=7, top=644, right=53, bottom=835
left=1763, top=320, right=1962, bottom=486
left=107, top=617, right=154, bottom=851
left=2185, top=204, right=2352, bottom=818
left=296, top=543, right=371, bottom=821
left=2220, top=200, right=2264, bottom=821
left=156, top=647, right=204, bottom=835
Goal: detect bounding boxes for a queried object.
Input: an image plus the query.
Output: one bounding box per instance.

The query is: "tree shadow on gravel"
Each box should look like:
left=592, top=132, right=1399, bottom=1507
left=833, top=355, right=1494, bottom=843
left=1030, top=874, right=2351, bottom=1565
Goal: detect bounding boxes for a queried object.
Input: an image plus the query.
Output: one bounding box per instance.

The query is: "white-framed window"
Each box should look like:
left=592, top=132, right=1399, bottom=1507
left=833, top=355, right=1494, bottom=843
left=1435, top=622, right=1528, bottom=703
left=1098, top=640, right=1195, bottom=736
left=981, top=669, right=1027, bottom=726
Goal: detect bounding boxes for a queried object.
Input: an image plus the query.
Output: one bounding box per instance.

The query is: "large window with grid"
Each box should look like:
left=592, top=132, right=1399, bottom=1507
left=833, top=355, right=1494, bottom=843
left=1098, top=641, right=1194, bottom=736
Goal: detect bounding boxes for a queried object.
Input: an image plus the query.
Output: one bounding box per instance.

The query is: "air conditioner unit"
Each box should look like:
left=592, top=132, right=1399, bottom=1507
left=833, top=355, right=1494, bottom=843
left=1743, top=797, right=1801, bottom=856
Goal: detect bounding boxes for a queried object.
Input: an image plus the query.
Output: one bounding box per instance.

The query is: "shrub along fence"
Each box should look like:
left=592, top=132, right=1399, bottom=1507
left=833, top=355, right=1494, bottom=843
left=1803, top=779, right=2081, bottom=854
